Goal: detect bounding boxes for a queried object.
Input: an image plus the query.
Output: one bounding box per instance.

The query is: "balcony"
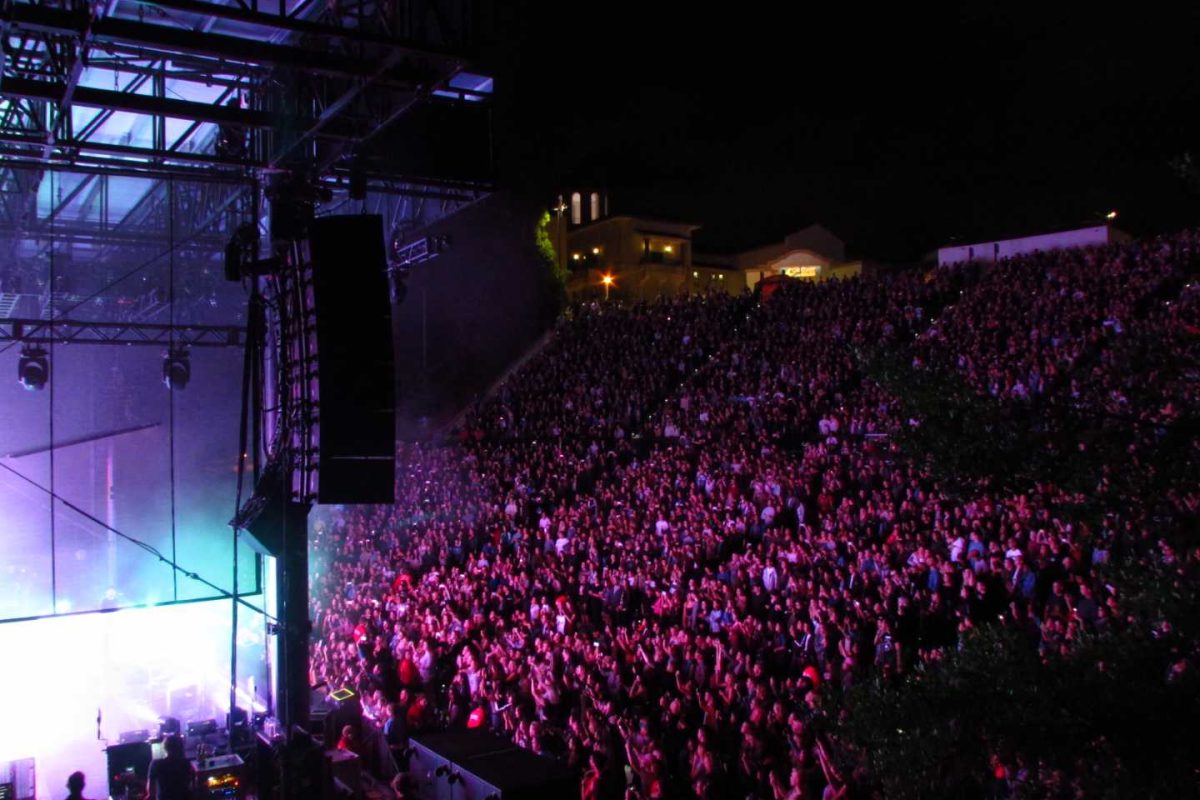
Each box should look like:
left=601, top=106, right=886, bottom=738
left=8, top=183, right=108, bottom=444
left=639, top=251, right=681, bottom=266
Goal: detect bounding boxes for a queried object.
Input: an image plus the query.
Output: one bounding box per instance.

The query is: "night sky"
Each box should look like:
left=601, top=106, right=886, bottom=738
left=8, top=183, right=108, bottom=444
left=478, top=4, right=1200, bottom=261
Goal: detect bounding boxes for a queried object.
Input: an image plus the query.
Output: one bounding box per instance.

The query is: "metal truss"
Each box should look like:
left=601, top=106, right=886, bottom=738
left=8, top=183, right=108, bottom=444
left=0, top=0, right=489, bottom=357
left=0, top=316, right=245, bottom=347
left=0, top=0, right=492, bottom=188
left=0, top=166, right=253, bottom=247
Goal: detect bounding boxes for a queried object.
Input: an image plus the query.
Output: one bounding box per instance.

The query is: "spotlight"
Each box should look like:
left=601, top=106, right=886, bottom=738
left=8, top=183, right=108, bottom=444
left=17, top=345, right=48, bottom=391
left=162, top=347, right=191, bottom=390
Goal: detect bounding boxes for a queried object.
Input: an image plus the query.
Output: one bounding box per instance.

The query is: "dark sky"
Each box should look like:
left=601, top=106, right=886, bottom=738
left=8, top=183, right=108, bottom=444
left=477, top=5, right=1200, bottom=261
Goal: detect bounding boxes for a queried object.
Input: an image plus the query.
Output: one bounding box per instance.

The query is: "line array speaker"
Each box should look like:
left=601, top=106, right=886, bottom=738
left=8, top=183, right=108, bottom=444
left=309, top=215, right=396, bottom=505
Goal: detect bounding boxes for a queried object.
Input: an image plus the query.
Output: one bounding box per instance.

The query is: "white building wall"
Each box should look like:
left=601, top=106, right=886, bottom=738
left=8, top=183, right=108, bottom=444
left=938, top=225, right=1120, bottom=266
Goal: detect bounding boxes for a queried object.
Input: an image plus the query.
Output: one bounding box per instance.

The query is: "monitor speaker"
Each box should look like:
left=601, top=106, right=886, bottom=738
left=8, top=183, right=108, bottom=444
left=105, top=742, right=152, bottom=798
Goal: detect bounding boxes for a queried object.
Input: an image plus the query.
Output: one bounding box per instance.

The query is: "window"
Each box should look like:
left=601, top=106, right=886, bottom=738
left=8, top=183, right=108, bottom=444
left=590, top=192, right=600, bottom=221
left=571, top=192, right=581, bottom=225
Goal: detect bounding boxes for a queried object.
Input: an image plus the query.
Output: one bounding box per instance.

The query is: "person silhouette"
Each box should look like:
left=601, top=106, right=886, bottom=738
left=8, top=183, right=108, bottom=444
left=65, top=771, right=91, bottom=800
left=146, top=735, right=195, bottom=800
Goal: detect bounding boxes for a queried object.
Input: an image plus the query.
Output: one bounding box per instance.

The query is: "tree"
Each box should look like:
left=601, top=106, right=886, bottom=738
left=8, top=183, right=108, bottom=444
left=535, top=210, right=568, bottom=313
left=831, top=560, right=1200, bottom=799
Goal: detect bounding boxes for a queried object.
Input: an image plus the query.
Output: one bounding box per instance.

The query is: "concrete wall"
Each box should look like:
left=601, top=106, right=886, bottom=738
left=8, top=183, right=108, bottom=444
left=938, top=225, right=1123, bottom=266
left=392, top=191, right=559, bottom=426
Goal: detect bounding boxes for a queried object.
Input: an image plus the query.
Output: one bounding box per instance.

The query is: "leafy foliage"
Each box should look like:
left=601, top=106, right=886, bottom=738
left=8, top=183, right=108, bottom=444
left=863, top=349, right=1116, bottom=496
left=535, top=210, right=569, bottom=309
left=863, top=349, right=1200, bottom=503
left=833, top=561, right=1200, bottom=799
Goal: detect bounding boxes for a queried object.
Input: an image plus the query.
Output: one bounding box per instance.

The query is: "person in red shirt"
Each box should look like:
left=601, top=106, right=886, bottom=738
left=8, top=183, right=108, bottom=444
left=406, top=695, right=429, bottom=732
left=337, top=725, right=365, bottom=758
left=398, top=655, right=418, bottom=687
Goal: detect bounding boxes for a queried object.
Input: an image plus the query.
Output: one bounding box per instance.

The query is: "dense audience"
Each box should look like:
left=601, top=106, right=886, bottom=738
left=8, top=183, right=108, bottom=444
left=309, top=230, right=1200, bottom=800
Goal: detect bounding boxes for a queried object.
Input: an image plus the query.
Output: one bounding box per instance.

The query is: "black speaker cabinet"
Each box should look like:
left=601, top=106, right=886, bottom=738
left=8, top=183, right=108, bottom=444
left=106, top=741, right=152, bottom=798
left=308, top=214, right=396, bottom=505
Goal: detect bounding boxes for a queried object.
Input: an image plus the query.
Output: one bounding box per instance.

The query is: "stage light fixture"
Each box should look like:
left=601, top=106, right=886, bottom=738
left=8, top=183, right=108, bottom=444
left=162, top=348, right=191, bottom=390
left=17, top=345, right=49, bottom=391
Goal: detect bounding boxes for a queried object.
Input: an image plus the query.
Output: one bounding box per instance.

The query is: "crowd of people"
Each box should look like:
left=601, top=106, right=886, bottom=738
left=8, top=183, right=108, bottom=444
left=308, top=229, right=1200, bottom=799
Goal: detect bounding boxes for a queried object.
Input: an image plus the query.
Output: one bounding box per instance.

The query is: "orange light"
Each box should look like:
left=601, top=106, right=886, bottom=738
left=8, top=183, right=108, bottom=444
left=664, top=244, right=673, bottom=253
left=572, top=253, right=581, bottom=261
left=601, top=274, right=614, bottom=286
left=592, top=247, right=601, bottom=255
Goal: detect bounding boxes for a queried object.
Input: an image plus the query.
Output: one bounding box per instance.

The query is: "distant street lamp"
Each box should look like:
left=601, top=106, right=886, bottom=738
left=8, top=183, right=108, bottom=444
left=601, top=273, right=614, bottom=300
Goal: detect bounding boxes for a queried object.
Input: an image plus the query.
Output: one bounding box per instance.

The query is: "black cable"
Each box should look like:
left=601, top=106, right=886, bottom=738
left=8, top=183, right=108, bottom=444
left=48, top=169, right=57, bottom=610
left=230, top=285, right=257, bottom=738
left=276, top=250, right=292, bottom=732
left=169, top=176, right=178, bottom=601
left=0, top=459, right=277, bottom=622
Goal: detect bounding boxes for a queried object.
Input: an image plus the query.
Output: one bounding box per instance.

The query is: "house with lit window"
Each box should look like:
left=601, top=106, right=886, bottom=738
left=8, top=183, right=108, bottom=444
left=729, top=224, right=868, bottom=288
left=551, top=189, right=708, bottom=301
left=551, top=192, right=868, bottom=300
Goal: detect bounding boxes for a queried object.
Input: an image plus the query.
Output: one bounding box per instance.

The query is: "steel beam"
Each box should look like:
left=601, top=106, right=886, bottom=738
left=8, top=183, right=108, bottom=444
left=0, top=130, right=257, bottom=168
left=1, top=317, right=245, bottom=347
left=143, top=0, right=464, bottom=59
left=0, top=149, right=254, bottom=183
left=0, top=75, right=282, bottom=128
left=3, top=4, right=448, bottom=84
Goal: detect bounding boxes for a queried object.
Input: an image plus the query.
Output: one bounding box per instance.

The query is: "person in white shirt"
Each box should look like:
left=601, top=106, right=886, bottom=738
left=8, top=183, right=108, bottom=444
left=762, top=564, right=779, bottom=592
left=949, top=534, right=966, bottom=563
left=416, top=642, right=434, bottom=684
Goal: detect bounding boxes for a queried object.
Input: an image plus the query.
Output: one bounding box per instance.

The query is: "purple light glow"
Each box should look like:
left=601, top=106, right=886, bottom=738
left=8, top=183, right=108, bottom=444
left=0, top=345, right=256, bottom=619
left=0, top=599, right=267, bottom=799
